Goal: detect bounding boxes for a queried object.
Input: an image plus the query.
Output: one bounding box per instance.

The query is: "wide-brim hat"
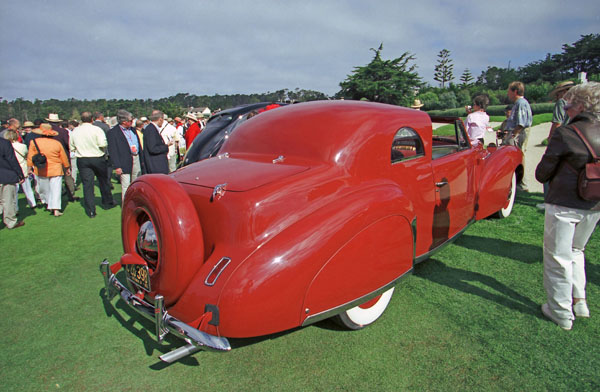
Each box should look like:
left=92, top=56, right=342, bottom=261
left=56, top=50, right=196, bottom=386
left=23, top=121, right=35, bottom=128
left=411, top=99, right=424, bottom=108
left=550, top=81, right=575, bottom=98
left=185, top=113, right=197, bottom=121
left=46, top=113, right=62, bottom=122
left=32, top=123, right=58, bottom=136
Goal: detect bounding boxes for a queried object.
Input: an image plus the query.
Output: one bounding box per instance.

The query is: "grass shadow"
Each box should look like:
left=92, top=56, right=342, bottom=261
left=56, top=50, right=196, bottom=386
left=455, top=234, right=541, bottom=264
left=414, top=259, right=540, bottom=316
left=515, top=191, right=544, bottom=208
left=99, top=288, right=201, bottom=368
left=98, top=277, right=303, bottom=368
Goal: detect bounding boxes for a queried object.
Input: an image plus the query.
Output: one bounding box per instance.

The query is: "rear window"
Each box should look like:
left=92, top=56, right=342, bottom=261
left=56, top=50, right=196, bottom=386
left=391, top=127, right=424, bottom=163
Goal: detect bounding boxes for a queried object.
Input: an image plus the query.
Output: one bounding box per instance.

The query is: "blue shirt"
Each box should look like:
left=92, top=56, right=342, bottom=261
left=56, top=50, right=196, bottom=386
left=506, top=97, right=532, bottom=130
left=120, top=126, right=140, bottom=155
left=552, top=98, right=570, bottom=125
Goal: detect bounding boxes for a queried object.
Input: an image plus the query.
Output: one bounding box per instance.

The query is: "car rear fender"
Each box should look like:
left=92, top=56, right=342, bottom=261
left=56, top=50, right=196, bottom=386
left=302, top=213, right=413, bottom=325
left=215, top=183, right=414, bottom=338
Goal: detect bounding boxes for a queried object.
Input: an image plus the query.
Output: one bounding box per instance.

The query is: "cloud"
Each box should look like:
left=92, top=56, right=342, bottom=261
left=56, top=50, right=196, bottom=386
left=0, top=0, right=598, bottom=100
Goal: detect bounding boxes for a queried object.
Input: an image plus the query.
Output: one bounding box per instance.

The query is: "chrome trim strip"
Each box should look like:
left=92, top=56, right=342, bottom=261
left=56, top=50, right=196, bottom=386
left=100, top=260, right=231, bottom=357
left=204, top=257, right=231, bottom=286
left=411, top=217, right=417, bottom=264
left=301, top=269, right=413, bottom=326
left=414, top=218, right=474, bottom=264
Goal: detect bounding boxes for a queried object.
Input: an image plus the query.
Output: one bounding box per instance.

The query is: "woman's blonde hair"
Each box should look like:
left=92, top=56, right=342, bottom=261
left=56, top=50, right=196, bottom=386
left=3, top=130, right=19, bottom=142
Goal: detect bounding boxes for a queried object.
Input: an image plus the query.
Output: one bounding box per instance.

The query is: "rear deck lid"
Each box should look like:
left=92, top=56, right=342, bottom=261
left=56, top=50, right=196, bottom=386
left=172, top=156, right=310, bottom=191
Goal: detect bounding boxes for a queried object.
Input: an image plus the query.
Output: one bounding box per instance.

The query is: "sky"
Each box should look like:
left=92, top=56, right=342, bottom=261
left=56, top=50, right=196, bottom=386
left=0, top=0, right=598, bottom=101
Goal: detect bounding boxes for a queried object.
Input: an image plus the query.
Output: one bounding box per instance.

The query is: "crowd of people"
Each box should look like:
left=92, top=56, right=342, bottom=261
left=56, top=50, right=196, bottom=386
left=0, top=109, right=208, bottom=223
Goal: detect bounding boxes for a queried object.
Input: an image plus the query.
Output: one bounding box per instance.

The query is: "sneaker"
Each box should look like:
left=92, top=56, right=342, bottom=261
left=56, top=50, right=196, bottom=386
left=542, top=303, right=572, bottom=330
left=573, top=301, right=590, bottom=318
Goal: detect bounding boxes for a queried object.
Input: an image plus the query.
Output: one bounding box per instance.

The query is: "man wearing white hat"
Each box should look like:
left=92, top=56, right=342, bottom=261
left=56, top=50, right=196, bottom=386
left=46, top=113, right=77, bottom=201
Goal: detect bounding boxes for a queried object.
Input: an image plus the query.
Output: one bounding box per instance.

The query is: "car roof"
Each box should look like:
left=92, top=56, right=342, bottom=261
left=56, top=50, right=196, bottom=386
left=222, top=100, right=432, bottom=170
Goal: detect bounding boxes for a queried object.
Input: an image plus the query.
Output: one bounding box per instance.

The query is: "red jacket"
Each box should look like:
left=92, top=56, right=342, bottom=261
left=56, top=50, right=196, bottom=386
left=184, top=122, right=202, bottom=148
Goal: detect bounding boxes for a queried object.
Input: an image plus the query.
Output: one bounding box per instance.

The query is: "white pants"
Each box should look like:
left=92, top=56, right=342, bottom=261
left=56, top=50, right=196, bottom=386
left=37, top=176, right=63, bottom=210
left=543, top=204, right=600, bottom=320
left=71, top=156, right=78, bottom=183
left=119, top=155, right=142, bottom=201
left=0, top=183, right=18, bottom=228
left=168, top=154, right=177, bottom=173
left=16, top=176, right=36, bottom=209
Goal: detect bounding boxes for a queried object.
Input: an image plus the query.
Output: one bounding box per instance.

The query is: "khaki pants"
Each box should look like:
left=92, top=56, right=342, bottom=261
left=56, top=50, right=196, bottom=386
left=504, top=128, right=529, bottom=186
left=119, top=155, right=142, bottom=201
left=0, top=183, right=18, bottom=228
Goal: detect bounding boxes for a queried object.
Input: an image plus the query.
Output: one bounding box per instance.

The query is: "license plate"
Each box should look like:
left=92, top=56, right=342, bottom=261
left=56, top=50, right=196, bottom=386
left=125, top=264, right=151, bottom=292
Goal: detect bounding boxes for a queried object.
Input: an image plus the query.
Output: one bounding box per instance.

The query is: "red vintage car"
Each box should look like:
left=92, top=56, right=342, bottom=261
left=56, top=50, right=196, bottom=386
left=100, top=100, right=522, bottom=362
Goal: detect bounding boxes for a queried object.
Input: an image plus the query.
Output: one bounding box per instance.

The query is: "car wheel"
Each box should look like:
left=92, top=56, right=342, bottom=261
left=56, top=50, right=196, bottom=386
left=495, top=172, right=516, bottom=218
left=335, top=286, right=395, bottom=330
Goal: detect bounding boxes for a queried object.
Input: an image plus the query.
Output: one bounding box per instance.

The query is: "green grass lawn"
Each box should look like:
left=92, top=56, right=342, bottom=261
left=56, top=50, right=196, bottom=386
left=1, top=183, right=599, bottom=391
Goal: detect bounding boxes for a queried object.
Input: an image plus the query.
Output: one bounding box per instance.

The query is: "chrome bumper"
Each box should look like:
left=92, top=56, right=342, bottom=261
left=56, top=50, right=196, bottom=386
left=100, top=260, right=231, bottom=362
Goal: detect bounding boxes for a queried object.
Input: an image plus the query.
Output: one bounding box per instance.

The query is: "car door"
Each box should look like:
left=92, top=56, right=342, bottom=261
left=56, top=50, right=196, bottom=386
left=429, top=120, right=477, bottom=250
left=389, top=126, right=437, bottom=258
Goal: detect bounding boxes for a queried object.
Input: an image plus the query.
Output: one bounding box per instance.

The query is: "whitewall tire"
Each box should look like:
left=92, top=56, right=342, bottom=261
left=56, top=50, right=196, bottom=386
left=335, top=286, right=395, bottom=330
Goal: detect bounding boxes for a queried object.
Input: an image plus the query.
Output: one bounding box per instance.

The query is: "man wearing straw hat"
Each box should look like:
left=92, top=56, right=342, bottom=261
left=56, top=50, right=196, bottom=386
left=411, top=99, right=424, bottom=110
left=549, top=81, right=575, bottom=139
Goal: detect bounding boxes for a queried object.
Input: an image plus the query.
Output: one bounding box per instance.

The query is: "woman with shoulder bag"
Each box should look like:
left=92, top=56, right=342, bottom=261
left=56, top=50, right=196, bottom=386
left=535, top=82, right=600, bottom=330
left=3, top=130, right=36, bottom=209
left=26, top=124, right=71, bottom=217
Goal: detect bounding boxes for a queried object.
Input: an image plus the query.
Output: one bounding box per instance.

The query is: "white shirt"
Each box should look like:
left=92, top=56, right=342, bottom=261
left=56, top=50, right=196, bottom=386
left=70, top=123, right=107, bottom=158
left=159, top=122, right=178, bottom=158
left=12, top=141, right=28, bottom=174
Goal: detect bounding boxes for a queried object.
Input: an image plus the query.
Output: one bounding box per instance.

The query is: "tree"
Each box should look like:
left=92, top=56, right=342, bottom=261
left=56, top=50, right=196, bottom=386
left=558, top=33, right=600, bottom=75
left=476, top=66, right=517, bottom=90
left=338, top=43, right=422, bottom=106
left=460, top=68, right=474, bottom=86
left=433, top=49, right=454, bottom=88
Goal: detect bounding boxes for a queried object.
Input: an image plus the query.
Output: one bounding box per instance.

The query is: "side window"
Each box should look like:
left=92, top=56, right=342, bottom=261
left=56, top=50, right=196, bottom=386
left=431, top=120, right=470, bottom=159
left=391, top=127, right=424, bottom=164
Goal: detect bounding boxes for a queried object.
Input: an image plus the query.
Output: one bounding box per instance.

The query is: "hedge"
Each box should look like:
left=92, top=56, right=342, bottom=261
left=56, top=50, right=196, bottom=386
left=427, top=102, right=554, bottom=117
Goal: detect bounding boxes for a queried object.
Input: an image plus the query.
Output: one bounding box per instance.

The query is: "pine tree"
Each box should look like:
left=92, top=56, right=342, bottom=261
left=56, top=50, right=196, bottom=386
left=460, top=68, right=474, bottom=86
left=433, top=49, right=454, bottom=88
left=338, top=43, right=422, bottom=106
